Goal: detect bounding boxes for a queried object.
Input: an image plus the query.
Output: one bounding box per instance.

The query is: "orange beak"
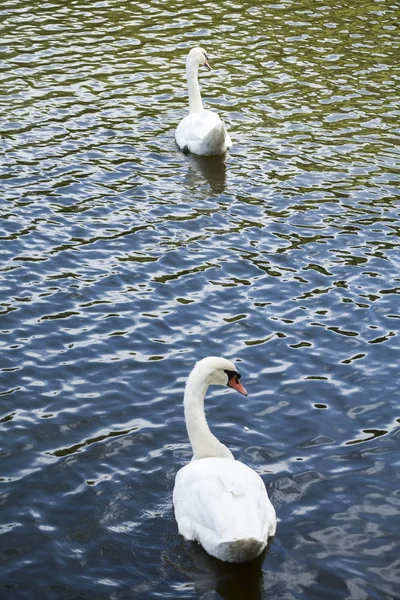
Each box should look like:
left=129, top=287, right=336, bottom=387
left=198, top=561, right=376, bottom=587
left=228, top=375, right=248, bottom=396
left=204, top=59, right=212, bottom=71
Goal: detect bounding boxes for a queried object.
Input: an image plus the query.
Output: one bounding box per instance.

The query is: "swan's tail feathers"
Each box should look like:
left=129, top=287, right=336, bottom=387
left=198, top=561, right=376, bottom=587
left=216, top=537, right=266, bottom=563
left=202, top=123, right=230, bottom=155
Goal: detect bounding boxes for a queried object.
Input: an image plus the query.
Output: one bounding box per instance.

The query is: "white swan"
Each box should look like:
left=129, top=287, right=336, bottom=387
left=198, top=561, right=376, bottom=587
left=175, top=47, right=232, bottom=156
left=173, top=356, right=276, bottom=563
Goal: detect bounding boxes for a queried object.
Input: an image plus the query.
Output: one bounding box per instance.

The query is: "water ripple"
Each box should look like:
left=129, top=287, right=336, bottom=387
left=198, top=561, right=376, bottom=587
left=1, top=0, right=399, bottom=598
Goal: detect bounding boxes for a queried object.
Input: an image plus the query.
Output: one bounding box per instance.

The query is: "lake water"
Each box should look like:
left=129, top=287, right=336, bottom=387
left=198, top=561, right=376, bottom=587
left=1, top=0, right=399, bottom=598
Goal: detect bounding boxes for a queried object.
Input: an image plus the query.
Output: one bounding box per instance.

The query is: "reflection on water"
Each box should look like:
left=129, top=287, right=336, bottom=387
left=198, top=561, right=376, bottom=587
left=184, top=153, right=228, bottom=194
left=165, top=541, right=269, bottom=600
left=1, top=0, right=399, bottom=598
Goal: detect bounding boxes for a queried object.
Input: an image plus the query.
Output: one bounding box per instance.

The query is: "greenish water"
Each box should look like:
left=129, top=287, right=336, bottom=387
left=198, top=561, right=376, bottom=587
left=1, top=1, right=399, bottom=599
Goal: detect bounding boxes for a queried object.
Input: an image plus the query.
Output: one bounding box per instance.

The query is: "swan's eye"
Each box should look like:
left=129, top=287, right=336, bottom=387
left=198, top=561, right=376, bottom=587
left=224, top=369, right=240, bottom=382
left=203, top=54, right=212, bottom=71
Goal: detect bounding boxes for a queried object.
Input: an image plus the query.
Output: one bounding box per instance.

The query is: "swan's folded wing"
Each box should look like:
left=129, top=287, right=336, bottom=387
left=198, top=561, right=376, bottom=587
left=175, top=111, right=223, bottom=148
left=193, top=111, right=222, bottom=140
left=173, top=458, right=274, bottom=544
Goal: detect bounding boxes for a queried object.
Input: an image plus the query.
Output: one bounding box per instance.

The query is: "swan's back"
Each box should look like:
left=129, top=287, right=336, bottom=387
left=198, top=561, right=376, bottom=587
left=175, top=110, right=231, bottom=156
left=173, top=457, right=276, bottom=563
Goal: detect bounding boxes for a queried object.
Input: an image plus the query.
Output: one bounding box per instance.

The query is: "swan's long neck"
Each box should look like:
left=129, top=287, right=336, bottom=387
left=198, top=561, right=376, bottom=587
left=184, top=369, right=233, bottom=460
left=186, top=60, right=203, bottom=114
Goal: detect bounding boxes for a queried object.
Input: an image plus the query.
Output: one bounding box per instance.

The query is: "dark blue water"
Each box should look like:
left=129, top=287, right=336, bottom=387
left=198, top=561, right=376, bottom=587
left=1, top=0, right=399, bottom=598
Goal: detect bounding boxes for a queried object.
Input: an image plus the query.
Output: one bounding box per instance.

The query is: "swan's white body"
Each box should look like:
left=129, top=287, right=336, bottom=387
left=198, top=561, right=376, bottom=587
left=173, top=357, right=276, bottom=563
left=175, top=48, right=232, bottom=156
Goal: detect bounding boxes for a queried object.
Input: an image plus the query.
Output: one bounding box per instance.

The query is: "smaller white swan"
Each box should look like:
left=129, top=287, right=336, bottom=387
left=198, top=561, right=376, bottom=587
left=175, top=47, right=232, bottom=156
left=173, top=357, right=276, bottom=563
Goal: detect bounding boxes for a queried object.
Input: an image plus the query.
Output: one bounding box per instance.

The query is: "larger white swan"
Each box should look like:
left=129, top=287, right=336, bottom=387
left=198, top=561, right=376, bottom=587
left=173, top=357, right=276, bottom=563
left=175, top=48, right=232, bottom=156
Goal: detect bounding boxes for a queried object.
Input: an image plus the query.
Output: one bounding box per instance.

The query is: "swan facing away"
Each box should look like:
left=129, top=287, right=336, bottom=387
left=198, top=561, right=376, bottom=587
left=175, top=47, right=232, bottom=156
left=173, top=357, right=276, bottom=563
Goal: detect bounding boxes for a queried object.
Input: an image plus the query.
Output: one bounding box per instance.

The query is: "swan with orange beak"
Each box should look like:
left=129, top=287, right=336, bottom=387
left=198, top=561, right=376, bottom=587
left=175, top=47, right=232, bottom=156
left=173, top=356, right=276, bottom=563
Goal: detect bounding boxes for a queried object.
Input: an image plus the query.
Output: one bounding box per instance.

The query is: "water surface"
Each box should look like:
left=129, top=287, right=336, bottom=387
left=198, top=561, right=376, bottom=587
left=1, top=0, right=399, bottom=598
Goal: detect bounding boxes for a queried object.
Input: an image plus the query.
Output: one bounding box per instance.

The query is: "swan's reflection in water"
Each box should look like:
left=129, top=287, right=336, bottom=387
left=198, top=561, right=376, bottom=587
left=166, top=540, right=271, bottom=600
left=183, top=152, right=227, bottom=194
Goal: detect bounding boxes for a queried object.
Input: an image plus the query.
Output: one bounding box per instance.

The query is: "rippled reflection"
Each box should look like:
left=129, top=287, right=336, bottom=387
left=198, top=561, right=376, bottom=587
left=165, top=541, right=275, bottom=600
left=184, top=153, right=227, bottom=194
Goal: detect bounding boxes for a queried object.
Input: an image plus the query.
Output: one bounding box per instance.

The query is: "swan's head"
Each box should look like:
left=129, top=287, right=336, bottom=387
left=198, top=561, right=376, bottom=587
left=193, top=356, right=248, bottom=396
left=187, top=47, right=212, bottom=71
